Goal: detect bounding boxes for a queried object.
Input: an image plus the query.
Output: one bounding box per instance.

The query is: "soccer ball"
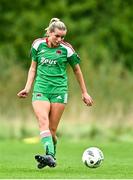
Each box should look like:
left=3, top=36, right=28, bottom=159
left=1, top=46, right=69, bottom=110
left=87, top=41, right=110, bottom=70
left=82, top=147, right=104, bottom=168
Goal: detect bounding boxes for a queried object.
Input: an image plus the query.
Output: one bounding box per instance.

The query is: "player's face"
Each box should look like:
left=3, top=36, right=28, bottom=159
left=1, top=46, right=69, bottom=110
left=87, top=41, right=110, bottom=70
left=49, top=28, right=67, bottom=47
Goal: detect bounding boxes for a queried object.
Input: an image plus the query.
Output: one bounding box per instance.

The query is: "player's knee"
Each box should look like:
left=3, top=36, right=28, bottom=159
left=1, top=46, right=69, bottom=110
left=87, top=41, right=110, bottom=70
left=37, top=115, right=49, bottom=129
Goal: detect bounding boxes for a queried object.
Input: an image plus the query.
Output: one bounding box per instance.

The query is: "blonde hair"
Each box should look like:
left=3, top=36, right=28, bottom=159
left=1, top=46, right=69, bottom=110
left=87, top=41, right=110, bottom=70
left=45, top=18, right=67, bottom=33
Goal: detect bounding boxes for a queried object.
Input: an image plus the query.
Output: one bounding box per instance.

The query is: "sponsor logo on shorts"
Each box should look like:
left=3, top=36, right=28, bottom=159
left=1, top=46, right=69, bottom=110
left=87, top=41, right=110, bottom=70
left=56, top=95, right=62, bottom=100
left=36, top=93, right=42, bottom=97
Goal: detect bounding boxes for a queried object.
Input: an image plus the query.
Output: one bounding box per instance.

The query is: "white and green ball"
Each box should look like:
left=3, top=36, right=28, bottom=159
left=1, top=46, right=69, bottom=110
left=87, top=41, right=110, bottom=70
left=82, top=147, right=104, bottom=168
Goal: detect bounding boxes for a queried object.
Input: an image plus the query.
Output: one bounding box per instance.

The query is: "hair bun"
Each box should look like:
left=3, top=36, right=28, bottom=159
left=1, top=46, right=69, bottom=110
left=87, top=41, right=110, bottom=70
left=45, top=17, right=66, bottom=33
left=50, top=18, right=60, bottom=24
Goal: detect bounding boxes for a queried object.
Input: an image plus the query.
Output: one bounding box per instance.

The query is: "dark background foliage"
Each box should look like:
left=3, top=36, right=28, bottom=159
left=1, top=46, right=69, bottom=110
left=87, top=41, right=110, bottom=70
left=0, top=0, right=133, bottom=70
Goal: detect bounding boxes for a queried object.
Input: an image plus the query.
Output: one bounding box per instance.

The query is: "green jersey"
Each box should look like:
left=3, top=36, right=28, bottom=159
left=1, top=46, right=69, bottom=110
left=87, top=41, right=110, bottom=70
left=31, top=38, right=80, bottom=94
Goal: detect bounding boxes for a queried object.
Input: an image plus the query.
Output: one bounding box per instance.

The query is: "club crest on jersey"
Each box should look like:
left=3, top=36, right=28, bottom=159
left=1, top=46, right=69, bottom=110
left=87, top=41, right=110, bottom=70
left=56, top=50, right=62, bottom=54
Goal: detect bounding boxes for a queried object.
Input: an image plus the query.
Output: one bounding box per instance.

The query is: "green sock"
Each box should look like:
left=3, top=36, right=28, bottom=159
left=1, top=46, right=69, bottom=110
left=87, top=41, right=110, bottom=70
left=52, top=137, right=57, bottom=157
left=41, top=136, right=54, bottom=157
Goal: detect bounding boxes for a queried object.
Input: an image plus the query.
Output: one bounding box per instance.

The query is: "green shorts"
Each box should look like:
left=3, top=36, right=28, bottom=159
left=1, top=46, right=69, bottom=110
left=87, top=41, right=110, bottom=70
left=32, top=92, right=68, bottom=104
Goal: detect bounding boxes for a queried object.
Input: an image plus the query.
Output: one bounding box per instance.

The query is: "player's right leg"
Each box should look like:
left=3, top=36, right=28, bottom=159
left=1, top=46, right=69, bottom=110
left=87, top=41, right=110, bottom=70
left=32, top=99, right=56, bottom=168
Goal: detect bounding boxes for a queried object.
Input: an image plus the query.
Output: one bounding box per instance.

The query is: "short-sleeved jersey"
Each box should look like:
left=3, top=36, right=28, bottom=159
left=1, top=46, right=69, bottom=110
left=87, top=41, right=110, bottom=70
left=31, top=38, right=80, bottom=94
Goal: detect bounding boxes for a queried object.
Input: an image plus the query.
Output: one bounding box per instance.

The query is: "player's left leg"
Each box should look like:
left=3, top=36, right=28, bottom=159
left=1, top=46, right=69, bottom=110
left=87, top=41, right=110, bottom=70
left=52, top=135, right=57, bottom=158
left=49, top=103, right=66, bottom=157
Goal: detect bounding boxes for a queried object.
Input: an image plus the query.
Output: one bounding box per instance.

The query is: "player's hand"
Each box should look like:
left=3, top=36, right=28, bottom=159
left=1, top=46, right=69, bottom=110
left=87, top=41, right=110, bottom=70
left=82, top=92, right=93, bottom=106
left=17, top=89, right=29, bottom=98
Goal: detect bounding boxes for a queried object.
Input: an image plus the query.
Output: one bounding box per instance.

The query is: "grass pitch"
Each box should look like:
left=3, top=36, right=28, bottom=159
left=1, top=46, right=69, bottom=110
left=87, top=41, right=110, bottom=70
left=0, top=137, right=133, bottom=179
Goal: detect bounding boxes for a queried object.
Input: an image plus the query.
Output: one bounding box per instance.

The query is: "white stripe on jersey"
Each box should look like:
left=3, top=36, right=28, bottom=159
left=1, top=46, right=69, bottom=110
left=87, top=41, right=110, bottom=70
left=32, top=39, right=75, bottom=58
left=60, top=42, right=75, bottom=58
left=32, top=38, right=46, bottom=50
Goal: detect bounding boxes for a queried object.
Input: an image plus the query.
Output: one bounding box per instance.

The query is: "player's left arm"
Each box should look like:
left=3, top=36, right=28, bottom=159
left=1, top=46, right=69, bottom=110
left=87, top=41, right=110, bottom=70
left=73, top=64, right=93, bottom=106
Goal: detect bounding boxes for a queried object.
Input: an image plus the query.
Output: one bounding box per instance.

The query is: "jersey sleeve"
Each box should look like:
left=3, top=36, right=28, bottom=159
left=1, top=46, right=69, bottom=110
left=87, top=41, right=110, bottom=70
left=62, top=41, right=80, bottom=68
left=30, top=38, right=42, bottom=62
left=30, top=47, right=38, bottom=62
left=67, top=52, right=80, bottom=68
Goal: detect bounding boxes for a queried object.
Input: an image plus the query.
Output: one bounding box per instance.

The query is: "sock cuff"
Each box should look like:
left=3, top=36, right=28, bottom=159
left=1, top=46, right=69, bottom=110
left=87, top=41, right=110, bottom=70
left=40, top=130, right=51, bottom=138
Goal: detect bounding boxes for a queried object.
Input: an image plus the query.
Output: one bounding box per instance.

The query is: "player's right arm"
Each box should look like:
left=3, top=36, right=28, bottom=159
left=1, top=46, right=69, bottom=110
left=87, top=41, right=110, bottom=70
left=17, top=60, right=37, bottom=98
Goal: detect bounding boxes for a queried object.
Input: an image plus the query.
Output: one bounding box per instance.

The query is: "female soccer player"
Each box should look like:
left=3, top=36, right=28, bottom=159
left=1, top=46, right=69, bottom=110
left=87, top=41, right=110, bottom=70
left=17, top=18, right=93, bottom=169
